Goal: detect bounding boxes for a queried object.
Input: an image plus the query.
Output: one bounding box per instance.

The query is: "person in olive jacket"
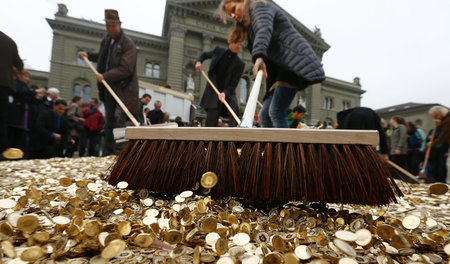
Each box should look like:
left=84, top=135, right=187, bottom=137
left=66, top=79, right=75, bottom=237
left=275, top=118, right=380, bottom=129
left=195, top=40, right=245, bottom=127
left=220, top=0, right=325, bottom=128
left=0, top=31, right=24, bottom=156
left=78, top=9, right=140, bottom=155
left=389, top=116, right=408, bottom=170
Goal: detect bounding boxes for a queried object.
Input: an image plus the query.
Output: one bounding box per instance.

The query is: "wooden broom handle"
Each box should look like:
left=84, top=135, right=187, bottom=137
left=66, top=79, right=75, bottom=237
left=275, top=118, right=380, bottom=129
left=201, top=70, right=241, bottom=125
left=422, top=125, right=437, bottom=171
left=387, top=160, right=420, bottom=184
left=83, top=57, right=140, bottom=127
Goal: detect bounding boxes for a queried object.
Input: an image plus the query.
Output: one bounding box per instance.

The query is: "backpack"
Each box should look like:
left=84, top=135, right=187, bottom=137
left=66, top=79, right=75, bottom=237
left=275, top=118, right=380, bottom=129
left=408, top=131, right=422, bottom=149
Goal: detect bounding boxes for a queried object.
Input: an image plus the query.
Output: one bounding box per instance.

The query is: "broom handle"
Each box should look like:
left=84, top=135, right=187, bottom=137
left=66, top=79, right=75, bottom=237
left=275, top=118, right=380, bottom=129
left=83, top=57, right=140, bottom=127
left=387, top=160, right=420, bottom=183
left=240, top=70, right=264, bottom=128
left=422, top=125, right=437, bottom=171
left=200, top=70, right=241, bottom=125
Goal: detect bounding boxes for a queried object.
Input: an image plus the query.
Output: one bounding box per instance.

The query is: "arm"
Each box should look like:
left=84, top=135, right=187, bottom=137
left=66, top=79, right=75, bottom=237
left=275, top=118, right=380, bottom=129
left=102, top=39, right=137, bottom=83
left=431, top=118, right=450, bottom=147
left=250, top=3, right=276, bottom=63
left=197, top=47, right=217, bottom=63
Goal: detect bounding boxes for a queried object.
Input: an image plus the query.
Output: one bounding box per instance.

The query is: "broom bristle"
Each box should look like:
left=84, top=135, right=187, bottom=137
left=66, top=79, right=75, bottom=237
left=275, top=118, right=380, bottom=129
left=107, top=139, right=402, bottom=205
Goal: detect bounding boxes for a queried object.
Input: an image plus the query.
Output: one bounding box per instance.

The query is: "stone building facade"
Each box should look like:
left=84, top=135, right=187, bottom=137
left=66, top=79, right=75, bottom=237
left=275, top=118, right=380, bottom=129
left=31, top=0, right=365, bottom=125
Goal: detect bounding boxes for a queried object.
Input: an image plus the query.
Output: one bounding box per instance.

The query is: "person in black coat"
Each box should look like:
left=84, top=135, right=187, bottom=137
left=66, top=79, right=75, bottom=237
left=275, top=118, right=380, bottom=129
left=31, top=99, right=74, bottom=159
left=337, top=107, right=389, bottom=161
left=220, top=0, right=325, bottom=128
left=196, top=41, right=245, bottom=127
left=7, top=69, right=36, bottom=155
left=0, top=31, right=24, bottom=156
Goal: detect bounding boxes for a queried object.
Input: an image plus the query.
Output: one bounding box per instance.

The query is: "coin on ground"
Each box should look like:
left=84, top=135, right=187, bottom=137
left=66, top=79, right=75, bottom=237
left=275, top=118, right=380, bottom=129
left=355, top=229, right=372, bottom=246
left=53, top=216, right=70, bottom=225
left=117, top=181, right=128, bottom=189
left=295, top=245, right=312, bottom=260
left=20, top=246, right=44, bottom=262
left=233, top=233, right=250, bottom=246
left=339, top=258, right=358, bottom=264
left=0, top=198, right=17, bottom=209
left=101, top=239, right=126, bottom=259
left=134, top=233, right=154, bottom=247
left=402, top=215, right=420, bottom=230
left=165, top=230, right=183, bottom=244
left=17, top=215, right=39, bottom=233
left=335, top=230, right=358, bottom=242
left=429, top=183, right=448, bottom=195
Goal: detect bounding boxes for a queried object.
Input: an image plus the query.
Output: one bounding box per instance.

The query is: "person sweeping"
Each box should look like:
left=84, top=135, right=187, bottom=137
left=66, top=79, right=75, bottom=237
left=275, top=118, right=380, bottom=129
left=219, top=0, right=325, bottom=128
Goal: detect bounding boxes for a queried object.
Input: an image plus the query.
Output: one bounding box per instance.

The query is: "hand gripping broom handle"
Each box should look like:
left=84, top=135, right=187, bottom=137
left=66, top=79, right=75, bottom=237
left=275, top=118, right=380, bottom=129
left=422, top=125, right=437, bottom=171
left=83, top=57, right=140, bottom=127
left=240, top=70, right=263, bottom=128
left=200, top=70, right=241, bottom=125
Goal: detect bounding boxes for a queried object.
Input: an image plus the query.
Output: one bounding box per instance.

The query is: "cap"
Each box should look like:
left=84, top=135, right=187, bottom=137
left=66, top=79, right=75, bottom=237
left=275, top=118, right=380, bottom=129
left=104, top=9, right=121, bottom=23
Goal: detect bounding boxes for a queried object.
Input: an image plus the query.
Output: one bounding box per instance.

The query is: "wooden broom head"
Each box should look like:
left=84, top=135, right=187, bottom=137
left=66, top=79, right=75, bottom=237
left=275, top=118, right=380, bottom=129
left=108, top=127, right=402, bottom=206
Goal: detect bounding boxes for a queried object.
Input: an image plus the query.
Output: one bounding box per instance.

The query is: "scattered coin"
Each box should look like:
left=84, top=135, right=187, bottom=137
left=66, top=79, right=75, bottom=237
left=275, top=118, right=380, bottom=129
left=429, top=183, right=448, bottom=195
left=402, top=215, right=421, bottom=230
left=53, top=216, right=70, bottom=225
left=201, top=172, right=218, bottom=189
left=116, top=181, right=128, bottom=189
left=294, top=245, right=312, bottom=260
left=335, top=230, right=358, bottom=242
left=101, top=239, right=126, bottom=259
left=2, top=148, right=24, bottom=159
left=233, top=233, right=250, bottom=246
left=0, top=198, right=17, bottom=209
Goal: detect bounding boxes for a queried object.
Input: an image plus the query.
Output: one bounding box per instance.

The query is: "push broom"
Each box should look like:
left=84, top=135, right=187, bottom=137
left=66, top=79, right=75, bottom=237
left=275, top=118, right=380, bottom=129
left=108, top=71, right=402, bottom=205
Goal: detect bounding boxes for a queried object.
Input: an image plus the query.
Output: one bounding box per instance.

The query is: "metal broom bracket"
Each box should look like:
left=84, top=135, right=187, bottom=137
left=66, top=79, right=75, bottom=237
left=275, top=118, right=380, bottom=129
left=240, top=70, right=264, bottom=128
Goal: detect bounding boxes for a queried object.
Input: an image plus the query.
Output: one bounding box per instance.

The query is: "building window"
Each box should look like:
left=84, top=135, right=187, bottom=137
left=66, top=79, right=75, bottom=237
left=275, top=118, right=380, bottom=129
left=145, top=63, right=153, bottom=77
left=83, top=85, right=91, bottom=103
left=324, top=97, right=333, bottom=110
left=74, top=83, right=82, bottom=96
left=145, top=63, right=160, bottom=78
left=76, top=51, right=85, bottom=66
left=239, top=78, right=248, bottom=103
left=153, top=64, right=160, bottom=78
left=342, top=100, right=351, bottom=111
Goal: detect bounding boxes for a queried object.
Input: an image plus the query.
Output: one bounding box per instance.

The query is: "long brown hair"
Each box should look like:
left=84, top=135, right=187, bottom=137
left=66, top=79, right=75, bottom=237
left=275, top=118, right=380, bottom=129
left=218, top=0, right=266, bottom=44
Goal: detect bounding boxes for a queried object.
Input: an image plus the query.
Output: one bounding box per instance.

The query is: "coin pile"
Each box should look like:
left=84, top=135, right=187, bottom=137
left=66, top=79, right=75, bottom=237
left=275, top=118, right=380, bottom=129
left=0, top=157, right=449, bottom=263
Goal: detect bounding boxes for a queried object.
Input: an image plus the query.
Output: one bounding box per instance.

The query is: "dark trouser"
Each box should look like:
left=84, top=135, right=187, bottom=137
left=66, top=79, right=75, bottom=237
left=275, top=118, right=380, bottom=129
left=79, top=127, right=100, bottom=157
left=407, top=149, right=421, bottom=176
left=390, top=154, right=410, bottom=181
left=428, top=149, right=448, bottom=183
left=0, top=88, right=9, bottom=156
left=34, top=141, right=64, bottom=159
left=7, top=126, right=27, bottom=152
left=65, top=134, right=79, bottom=157
left=205, top=100, right=239, bottom=127
left=103, top=92, right=126, bottom=156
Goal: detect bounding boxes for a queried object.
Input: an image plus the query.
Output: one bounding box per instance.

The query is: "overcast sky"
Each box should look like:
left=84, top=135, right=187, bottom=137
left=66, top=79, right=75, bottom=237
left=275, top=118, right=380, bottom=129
left=1, top=0, right=449, bottom=109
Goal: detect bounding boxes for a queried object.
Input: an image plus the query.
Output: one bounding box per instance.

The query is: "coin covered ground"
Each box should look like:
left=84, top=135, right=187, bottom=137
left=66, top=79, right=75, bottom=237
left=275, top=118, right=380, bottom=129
left=0, top=157, right=449, bottom=264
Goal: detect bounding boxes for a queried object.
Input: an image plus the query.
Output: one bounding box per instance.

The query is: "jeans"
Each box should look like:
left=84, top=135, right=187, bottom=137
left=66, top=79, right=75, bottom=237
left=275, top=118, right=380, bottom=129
left=259, top=86, right=297, bottom=128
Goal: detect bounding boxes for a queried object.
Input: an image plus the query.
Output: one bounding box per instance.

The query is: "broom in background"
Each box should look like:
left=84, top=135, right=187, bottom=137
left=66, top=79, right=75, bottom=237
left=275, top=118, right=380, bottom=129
left=108, top=71, right=402, bottom=205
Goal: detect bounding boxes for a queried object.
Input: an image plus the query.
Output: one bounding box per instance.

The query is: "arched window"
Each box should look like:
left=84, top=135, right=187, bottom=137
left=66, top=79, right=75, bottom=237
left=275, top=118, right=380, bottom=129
left=74, top=83, right=82, bottom=97
left=239, top=78, right=248, bottom=103
left=145, top=63, right=153, bottom=77
left=153, top=64, right=160, bottom=78
left=83, top=85, right=91, bottom=103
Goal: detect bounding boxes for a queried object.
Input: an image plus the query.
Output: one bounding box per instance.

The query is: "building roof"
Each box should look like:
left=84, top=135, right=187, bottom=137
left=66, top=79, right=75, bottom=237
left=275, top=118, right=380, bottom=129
left=375, top=102, right=442, bottom=114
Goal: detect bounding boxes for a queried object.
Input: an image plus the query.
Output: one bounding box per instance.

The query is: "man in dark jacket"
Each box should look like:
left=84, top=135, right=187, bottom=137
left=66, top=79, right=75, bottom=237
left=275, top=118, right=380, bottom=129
left=147, top=100, right=165, bottom=125
left=196, top=41, right=245, bottom=127
left=337, top=107, right=389, bottom=161
left=31, top=99, right=74, bottom=159
left=0, top=31, right=24, bottom=156
left=80, top=98, right=104, bottom=157
left=78, top=9, right=140, bottom=155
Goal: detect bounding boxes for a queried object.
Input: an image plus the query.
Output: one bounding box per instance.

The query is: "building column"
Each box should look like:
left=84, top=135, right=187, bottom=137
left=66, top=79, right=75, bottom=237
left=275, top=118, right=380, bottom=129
left=198, top=34, right=214, bottom=102
left=167, top=26, right=186, bottom=92
left=307, top=83, right=322, bottom=125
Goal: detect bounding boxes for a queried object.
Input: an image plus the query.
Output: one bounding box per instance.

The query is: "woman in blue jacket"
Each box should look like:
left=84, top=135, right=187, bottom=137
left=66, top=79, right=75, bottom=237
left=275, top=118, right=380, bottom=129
left=220, top=0, right=325, bottom=128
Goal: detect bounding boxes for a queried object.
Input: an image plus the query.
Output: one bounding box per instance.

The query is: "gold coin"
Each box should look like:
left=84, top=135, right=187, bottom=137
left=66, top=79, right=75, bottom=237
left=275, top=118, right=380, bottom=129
left=263, top=252, right=282, bottom=264
left=214, top=238, right=228, bottom=255
left=101, top=239, right=126, bottom=259
left=17, top=215, right=39, bottom=233
left=134, top=233, right=154, bottom=247
left=31, top=231, right=50, bottom=243
left=295, top=245, right=312, bottom=260
left=197, top=200, right=207, bottom=214
left=59, top=177, right=73, bottom=187
left=200, top=253, right=216, bottom=263
left=104, top=233, right=121, bottom=247
left=200, top=172, right=218, bottom=189
left=84, top=221, right=101, bottom=237
left=118, top=221, right=131, bottom=236
left=284, top=252, right=300, bottom=264
left=376, top=224, right=395, bottom=240
left=2, top=148, right=24, bottom=160
left=1, top=240, right=16, bottom=258
left=165, top=229, right=183, bottom=244
left=67, top=224, right=81, bottom=237
left=271, top=235, right=286, bottom=251
left=20, top=246, right=44, bottom=262
left=429, top=183, right=449, bottom=195
left=202, top=217, right=218, bottom=232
